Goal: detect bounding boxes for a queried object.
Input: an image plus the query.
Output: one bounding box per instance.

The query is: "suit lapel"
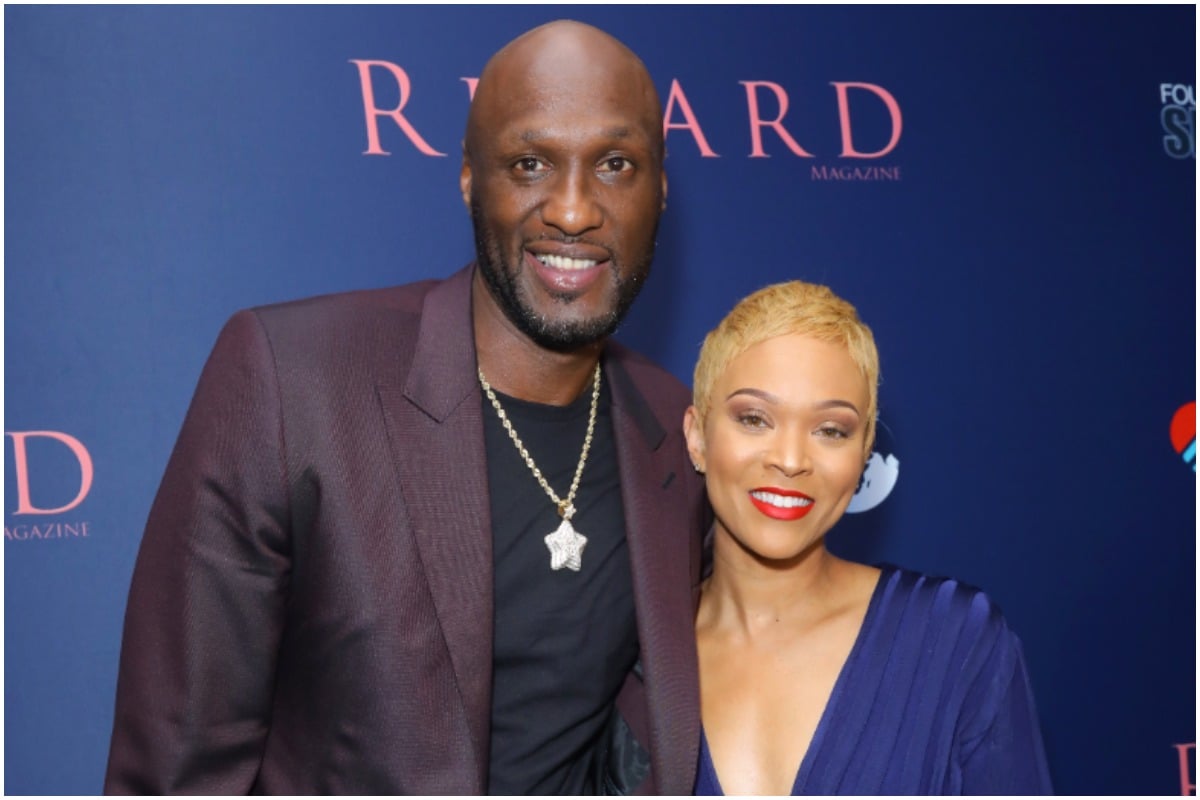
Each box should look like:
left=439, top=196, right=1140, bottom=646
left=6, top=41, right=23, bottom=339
left=377, top=267, right=492, bottom=790
left=607, top=356, right=701, bottom=795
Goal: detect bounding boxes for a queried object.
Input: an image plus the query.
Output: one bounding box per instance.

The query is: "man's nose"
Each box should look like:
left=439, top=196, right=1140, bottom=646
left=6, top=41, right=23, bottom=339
left=541, top=168, right=603, bottom=236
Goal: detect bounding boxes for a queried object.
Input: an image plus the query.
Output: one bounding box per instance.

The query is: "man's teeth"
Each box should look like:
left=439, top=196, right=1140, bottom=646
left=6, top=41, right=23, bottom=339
left=751, top=491, right=813, bottom=508
left=537, top=254, right=597, bottom=270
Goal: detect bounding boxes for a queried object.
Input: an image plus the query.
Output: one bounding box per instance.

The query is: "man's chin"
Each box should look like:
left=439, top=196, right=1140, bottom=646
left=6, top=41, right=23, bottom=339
left=515, top=286, right=627, bottom=348
left=476, top=253, right=641, bottom=351
left=522, top=313, right=622, bottom=352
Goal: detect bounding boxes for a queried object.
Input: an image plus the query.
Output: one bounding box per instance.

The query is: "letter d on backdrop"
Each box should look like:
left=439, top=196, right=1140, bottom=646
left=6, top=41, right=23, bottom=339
left=6, top=431, right=94, bottom=515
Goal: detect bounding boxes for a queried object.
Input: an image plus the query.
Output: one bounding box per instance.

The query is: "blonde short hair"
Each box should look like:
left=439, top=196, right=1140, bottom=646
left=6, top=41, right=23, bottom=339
left=691, top=281, right=880, bottom=452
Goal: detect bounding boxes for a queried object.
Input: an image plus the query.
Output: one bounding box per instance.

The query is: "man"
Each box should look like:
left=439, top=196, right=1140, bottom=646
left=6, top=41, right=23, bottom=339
left=104, top=20, right=707, bottom=795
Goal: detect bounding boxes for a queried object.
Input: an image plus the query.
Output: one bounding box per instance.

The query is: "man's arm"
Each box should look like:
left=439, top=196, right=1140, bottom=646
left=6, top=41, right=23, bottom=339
left=105, top=310, right=292, bottom=794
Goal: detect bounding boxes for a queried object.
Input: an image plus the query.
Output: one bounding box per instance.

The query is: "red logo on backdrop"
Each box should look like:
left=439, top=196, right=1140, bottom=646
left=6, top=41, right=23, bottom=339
left=6, top=431, right=94, bottom=515
left=1169, top=402, right=1196, bottom=472
left=350, top=61, right=902, bottom=181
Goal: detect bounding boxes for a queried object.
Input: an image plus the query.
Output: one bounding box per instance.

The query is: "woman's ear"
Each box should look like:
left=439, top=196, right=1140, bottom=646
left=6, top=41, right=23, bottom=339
left=683, top=406, right=706, bottom=474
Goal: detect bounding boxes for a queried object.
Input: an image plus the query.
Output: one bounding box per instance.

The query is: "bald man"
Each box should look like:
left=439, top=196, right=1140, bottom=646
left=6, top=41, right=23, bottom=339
left=105, top=20, right=707, bottom=795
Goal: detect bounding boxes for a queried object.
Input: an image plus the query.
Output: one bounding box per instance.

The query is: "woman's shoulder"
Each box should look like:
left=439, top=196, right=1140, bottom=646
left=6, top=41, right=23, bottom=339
left=874, top=563, right=1008, bottom=621
left=867, top=564, right=1023, bottom=667
left=850, top=565, right=1029, bottom=737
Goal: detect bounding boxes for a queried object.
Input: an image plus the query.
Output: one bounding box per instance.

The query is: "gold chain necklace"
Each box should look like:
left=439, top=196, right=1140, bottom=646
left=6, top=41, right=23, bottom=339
left=478, top=364, right=600, bottom=572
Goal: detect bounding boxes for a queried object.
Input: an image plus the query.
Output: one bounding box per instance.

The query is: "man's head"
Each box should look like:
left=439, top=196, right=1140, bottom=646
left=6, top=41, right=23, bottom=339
left=462, top=20, right=666, bottom=352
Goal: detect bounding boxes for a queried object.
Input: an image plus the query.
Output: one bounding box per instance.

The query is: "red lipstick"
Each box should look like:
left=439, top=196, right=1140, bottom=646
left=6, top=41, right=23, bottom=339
left=748, top=488, right=814, bottom=521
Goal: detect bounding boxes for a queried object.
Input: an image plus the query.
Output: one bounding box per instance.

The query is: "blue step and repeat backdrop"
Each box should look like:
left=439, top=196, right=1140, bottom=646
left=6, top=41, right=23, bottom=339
left=5, top=6, right=1195, bottom=795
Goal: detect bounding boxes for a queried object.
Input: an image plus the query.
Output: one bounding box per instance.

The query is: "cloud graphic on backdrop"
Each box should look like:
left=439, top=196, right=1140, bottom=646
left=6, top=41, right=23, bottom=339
left=847, top=451, right=899, bottom=513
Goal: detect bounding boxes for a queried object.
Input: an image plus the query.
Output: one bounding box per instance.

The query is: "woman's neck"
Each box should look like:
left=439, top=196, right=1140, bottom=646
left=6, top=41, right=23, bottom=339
left=699, top=534, right=855, bottom=639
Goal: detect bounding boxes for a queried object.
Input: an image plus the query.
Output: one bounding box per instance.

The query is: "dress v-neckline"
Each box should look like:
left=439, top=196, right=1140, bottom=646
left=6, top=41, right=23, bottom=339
left=699, top=566, right=891, bottom=796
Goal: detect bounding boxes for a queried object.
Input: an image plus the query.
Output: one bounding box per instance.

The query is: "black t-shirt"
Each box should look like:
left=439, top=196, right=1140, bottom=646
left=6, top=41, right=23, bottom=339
left=484, top=376, right=638, bottom=795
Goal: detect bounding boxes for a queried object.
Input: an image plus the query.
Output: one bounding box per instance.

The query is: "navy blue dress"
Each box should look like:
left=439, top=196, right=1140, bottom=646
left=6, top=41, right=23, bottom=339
left=694, top=566, right=1054, bottom=795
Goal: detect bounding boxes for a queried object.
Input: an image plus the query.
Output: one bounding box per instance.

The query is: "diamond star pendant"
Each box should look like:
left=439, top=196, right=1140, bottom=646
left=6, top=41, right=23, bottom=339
left=545, top=517, right=588, bottom=572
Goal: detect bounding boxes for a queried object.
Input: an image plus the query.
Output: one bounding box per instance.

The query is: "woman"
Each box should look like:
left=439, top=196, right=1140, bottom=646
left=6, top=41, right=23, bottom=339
left=685, top=281, right=1052, bottom=795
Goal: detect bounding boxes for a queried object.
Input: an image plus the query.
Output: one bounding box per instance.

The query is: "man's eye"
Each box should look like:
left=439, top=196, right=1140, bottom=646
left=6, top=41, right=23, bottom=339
left=514, top=157, right=545, bottom=173
left=599, top=156, right=633, bottom=173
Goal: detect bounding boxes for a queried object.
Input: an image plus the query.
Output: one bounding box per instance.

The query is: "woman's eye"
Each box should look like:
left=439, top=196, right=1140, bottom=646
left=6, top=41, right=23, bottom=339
left=816, top=424, right=849, bottom=440
left=736, top=412, right=769, bottom=429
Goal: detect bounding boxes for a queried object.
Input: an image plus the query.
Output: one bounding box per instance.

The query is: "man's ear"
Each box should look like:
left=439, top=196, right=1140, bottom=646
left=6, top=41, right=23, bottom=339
left=459, top=144, right=473, bottom=210
left=683, top=405, right=706, bottom=474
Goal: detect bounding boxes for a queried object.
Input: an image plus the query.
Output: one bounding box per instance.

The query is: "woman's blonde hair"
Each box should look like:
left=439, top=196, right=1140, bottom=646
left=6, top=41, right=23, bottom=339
left=691, top=281, right=880, bottom=452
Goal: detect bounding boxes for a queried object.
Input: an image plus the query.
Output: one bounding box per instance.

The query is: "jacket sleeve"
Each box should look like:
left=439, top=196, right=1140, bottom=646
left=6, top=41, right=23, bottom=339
left=104, top=310, right=292, bottom=794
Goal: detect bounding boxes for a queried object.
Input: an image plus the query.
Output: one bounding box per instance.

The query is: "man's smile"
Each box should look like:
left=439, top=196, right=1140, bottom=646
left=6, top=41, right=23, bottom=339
left=535, top=253, right=599, bottom=270
left=526, top=249, right=609, bottom=294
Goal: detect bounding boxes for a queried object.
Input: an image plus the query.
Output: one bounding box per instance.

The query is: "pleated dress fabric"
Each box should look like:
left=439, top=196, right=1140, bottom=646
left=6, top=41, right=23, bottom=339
left=694, top=565, right=1054, bottom=795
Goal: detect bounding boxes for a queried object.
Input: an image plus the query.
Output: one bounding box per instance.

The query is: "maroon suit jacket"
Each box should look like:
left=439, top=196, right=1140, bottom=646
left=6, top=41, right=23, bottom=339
left=104, top=265, right=706, bottom=794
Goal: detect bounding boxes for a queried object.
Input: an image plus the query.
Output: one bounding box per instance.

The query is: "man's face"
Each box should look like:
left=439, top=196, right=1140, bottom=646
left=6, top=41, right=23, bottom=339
left=462, top=44, right=666, bottom=351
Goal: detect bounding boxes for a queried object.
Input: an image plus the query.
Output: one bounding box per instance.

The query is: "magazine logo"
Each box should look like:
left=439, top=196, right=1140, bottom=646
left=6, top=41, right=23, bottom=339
left=351, top=61, right=902, bottom=180
left=1169, top=402, right=1195, bottom=471
left=1160, top=83, right=1194, bottom=159
left=847, top=423, right=899, bottom=513
left=5, top=431, right=93, bottom=515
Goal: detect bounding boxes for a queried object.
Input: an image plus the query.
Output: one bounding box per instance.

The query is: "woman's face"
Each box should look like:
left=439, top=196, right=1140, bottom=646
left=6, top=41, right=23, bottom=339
left=685, top=333, right=871, bottom=564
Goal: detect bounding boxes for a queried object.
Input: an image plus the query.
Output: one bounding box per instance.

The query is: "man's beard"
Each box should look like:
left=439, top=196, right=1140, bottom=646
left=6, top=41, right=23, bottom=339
left=471, top=202, right=655, bottom=352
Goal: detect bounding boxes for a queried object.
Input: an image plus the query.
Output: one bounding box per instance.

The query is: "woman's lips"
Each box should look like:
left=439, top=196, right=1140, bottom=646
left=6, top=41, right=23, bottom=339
left=749, top=488, right=814, bottom=521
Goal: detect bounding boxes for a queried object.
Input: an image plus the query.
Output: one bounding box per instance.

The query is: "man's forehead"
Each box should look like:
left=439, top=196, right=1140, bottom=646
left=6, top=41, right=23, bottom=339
left=489, top=54, right=646, bottom=106
left=476, top=81, right=658, bottom=147
left=483, top=120, right=656, bottom=154
left=515, top=125, right=638, bottom=144
left=468, top=22, right=662, bottom=155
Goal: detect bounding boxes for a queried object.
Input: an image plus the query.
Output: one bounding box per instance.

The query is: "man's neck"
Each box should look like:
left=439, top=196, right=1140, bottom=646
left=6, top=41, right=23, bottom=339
left=471, top=271, right=604, bottom=406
